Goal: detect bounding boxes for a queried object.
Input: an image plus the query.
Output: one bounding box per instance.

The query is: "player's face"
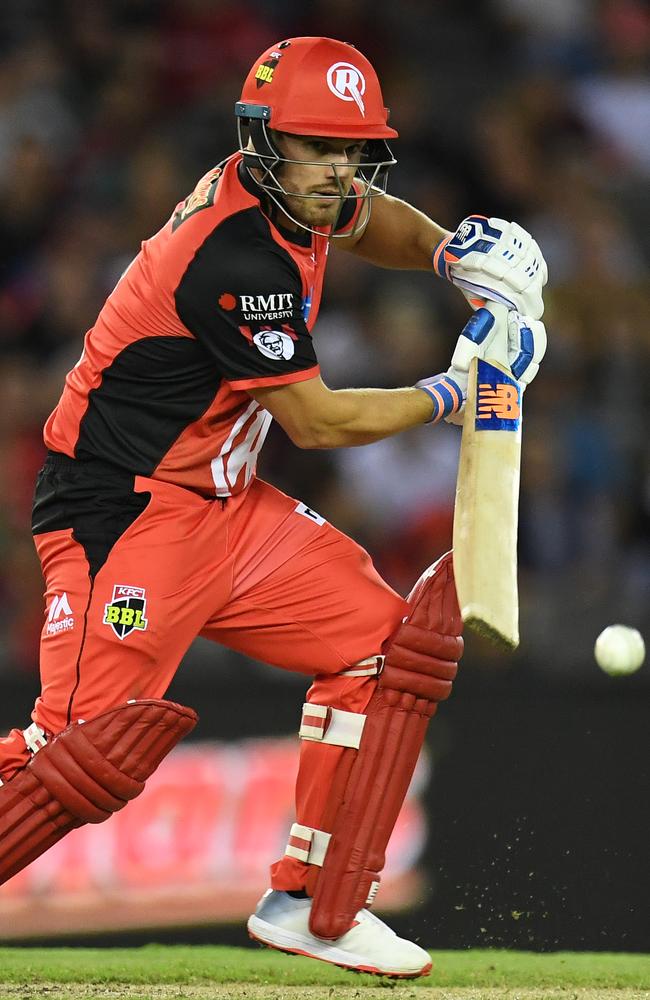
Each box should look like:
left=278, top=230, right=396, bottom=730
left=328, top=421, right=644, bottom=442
left=272, top=133, right=365, bottom=228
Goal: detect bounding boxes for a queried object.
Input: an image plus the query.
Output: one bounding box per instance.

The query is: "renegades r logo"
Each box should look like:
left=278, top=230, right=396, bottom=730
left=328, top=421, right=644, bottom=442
left=103, top=585, right=149, bottom=640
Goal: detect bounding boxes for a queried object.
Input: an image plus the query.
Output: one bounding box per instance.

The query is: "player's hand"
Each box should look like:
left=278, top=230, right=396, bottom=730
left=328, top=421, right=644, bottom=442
left=433, top=216, right=548, bottom=319
left=416, top=307, right=501, bottom=424
left=416, top=307, right=547, bottom=426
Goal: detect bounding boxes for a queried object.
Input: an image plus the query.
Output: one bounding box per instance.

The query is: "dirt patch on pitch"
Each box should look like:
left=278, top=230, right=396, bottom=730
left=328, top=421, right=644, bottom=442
left=0, top=986, right=648, bottom=1000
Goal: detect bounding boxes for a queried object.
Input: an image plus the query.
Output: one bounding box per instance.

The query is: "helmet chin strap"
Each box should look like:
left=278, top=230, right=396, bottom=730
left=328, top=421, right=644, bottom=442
left=237, top=116, right=391, bottom=240
left=251, top=165, right=374, bottom=242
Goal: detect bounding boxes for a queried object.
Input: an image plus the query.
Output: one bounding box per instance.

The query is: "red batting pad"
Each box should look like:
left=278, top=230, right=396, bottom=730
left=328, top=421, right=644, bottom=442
left=309, top=553, right=462, bottom=940
left=0, top=699, right=197, bottom=887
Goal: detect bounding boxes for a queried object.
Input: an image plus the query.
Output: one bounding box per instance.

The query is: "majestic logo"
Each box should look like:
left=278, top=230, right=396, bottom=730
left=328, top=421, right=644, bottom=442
left=46, top=593, right=74, bottom=636
left=253, top=330, right=295, bottom=361
left=239, top=292, right=294, bottom=321
left=327, top=62, right=366, bottom=115
left=103, top=585, right=149, bottom=640
left=475, top=359, right=521, bottom=431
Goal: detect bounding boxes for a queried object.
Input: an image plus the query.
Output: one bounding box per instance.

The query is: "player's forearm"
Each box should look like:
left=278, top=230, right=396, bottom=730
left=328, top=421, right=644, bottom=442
left=297, top=385, right=434, bottom=448
left=346, top=194, right=449, bottom=270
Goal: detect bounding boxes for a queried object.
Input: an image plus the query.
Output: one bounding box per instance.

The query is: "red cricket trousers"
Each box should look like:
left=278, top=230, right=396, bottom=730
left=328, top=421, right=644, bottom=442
left=0, top=455, right=407, bottom=890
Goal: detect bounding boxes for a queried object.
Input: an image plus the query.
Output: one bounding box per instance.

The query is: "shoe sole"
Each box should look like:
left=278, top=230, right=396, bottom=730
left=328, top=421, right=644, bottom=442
left=247, top=915, right=432, bottom=979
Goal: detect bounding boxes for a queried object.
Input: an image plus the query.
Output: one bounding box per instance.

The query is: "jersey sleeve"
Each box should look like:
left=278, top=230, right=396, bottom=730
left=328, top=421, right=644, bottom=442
left=174, top=209, right=320, bottom=390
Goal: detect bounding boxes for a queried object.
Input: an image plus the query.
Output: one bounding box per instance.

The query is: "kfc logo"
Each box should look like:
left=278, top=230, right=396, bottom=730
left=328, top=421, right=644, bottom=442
left=327, top=62, right=366, bottom=116
left=253, top=330, right=295, bottom=361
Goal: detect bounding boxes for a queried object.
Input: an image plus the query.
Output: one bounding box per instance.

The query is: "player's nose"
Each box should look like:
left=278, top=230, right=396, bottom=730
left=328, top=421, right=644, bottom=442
left=325, top=155, right=355, bottom=181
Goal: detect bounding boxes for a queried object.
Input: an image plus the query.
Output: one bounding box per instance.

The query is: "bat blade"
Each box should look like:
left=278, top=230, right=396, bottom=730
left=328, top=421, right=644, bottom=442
left=453, top=327, right=522, bottom=650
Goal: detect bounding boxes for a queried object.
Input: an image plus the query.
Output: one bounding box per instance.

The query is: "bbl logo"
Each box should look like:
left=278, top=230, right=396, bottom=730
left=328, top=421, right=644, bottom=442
left=103, top=584, right=148, bottom=640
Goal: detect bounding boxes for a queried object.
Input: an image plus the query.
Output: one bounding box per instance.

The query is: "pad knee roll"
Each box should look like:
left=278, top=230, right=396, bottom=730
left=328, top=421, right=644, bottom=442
left=381, top=554, right=463, bottom=705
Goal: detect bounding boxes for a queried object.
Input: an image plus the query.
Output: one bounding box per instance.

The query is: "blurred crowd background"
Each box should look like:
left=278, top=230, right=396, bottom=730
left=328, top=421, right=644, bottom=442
left=1, top=0, right=649, bottom=953
left=1, top=0, right=648, bottom=683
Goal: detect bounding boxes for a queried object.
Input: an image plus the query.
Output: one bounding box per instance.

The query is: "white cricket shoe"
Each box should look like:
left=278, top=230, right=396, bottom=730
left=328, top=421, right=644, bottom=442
left=247, top=889, right=432, bottom=978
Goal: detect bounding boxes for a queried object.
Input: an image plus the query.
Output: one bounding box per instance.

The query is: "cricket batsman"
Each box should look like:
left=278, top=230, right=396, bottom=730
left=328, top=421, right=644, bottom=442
left=0, top=37, right=547, bottom=977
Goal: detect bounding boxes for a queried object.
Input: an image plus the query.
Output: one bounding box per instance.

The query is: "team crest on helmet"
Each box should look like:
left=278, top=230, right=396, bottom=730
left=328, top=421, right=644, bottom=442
left=103, top=585, right=149, bottom=640
left=327, top=62, right=366, bottom=115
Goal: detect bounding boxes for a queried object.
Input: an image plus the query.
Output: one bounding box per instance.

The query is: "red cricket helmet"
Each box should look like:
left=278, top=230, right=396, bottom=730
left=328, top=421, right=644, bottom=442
left=235, top=37, right=398, bottom=237
left=237, top=36, right=398, bottom=140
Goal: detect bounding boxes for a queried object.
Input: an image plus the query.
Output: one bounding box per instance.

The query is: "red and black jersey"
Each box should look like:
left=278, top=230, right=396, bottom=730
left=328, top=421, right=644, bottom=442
left=44, top=154, right=360, bottom=497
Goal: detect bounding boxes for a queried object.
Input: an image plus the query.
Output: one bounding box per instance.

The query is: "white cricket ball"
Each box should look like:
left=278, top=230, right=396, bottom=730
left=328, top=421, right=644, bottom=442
left=594, top=625, right=645, bottom=676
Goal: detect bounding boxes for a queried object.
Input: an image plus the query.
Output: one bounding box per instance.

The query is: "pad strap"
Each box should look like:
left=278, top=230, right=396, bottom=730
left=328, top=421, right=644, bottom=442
left=338, top=656, right=383, bottom=678
left=22, top=723, right=48, bottom=754
left=285, top=823, right=331, bottom=866
left=299, top=704, right=366, bottom=749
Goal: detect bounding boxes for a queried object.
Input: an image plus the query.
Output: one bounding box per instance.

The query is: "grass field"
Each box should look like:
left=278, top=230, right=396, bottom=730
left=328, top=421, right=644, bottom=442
left=0, top=946, right=648, bottom=1000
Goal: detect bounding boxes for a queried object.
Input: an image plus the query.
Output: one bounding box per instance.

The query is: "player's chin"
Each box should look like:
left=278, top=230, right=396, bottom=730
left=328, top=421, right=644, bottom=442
left=309, top=203, right=342, bottom=226
left=292, top=198, right=342, bottom=228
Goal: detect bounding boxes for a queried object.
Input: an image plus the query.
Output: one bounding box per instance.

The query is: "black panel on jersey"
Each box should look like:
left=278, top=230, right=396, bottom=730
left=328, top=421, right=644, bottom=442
left=74, top=337, right=222, bottom=474
left=174, top=207, right=319, bottom=384
left=33, top=453, right=151, bottom=579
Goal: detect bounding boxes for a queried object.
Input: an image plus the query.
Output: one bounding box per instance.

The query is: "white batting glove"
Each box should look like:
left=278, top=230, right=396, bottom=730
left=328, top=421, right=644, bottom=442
left=416, top=307, right=547, bottom=426
left=507, top=311, right=547, bottom=388
left=416, top=308, right=499, bottom=424
left=433, top=216, right=548, bottom=319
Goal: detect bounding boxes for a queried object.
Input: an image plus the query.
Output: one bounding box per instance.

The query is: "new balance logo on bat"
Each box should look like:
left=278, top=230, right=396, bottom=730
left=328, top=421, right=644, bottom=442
left=475, top=359, right=521, bottom=431
left=478, top=384, right=520, bottom=420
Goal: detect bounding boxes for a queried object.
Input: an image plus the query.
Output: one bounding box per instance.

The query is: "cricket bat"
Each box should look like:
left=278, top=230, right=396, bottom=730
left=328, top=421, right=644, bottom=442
left=452, top=302, right=522, bottom=650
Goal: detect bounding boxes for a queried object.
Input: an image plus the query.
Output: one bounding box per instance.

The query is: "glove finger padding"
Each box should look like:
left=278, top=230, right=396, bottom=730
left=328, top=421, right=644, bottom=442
left=507, top=312, right=547, bottom=386
left=450, top=307, right=500, bottom=373
left=435, top=215, right=547, bottom=319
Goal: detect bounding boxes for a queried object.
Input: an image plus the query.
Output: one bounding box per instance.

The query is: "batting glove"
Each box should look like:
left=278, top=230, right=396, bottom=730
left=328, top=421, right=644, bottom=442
left=416, top=307, right=547, bottom=426
left=507, top=310, right=547, bottom=388
left=415, top=371, right=466, bottom=424
left=433, top=215, right=548, bottom=319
